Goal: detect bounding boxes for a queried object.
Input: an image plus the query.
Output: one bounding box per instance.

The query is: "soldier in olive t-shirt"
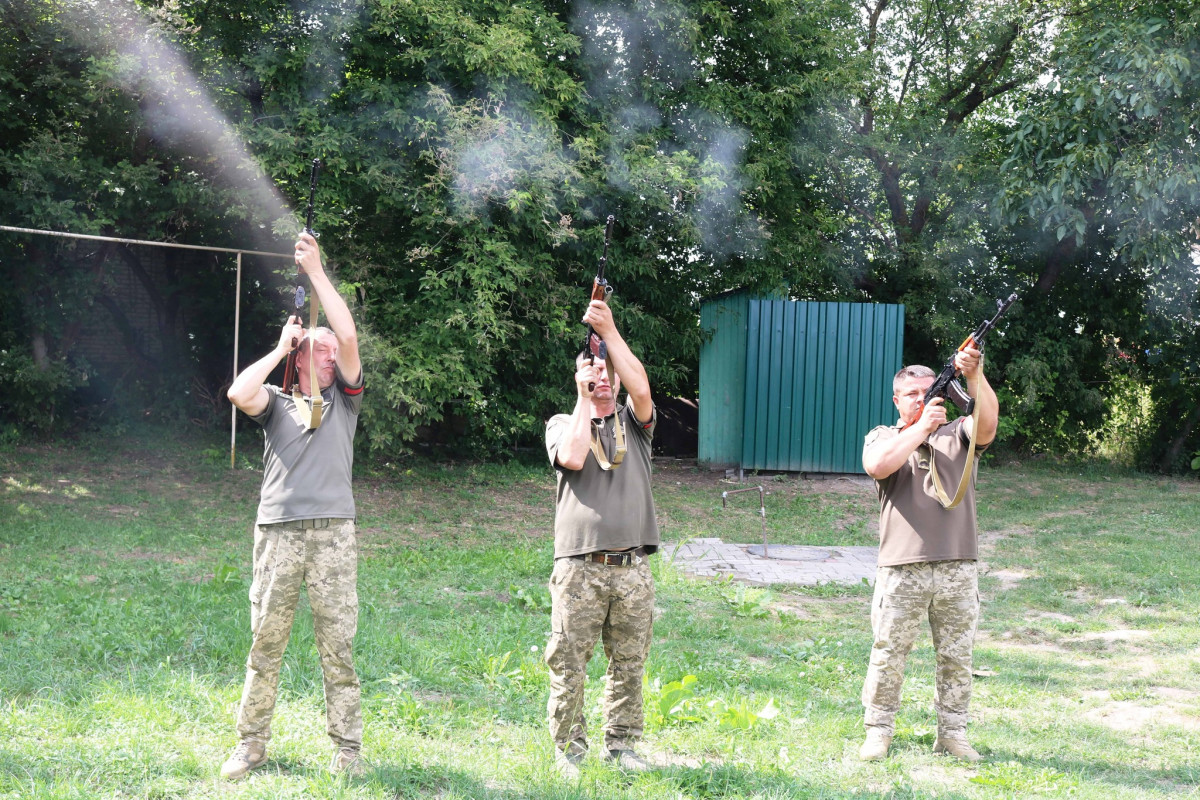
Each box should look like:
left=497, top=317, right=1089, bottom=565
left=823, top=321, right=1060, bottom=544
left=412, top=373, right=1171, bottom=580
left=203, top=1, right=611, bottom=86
left=542, top=298, right=658, bottom=778
left=222, top=233, right=367, bottom=780
left=858, top=355, right=999, bottom=766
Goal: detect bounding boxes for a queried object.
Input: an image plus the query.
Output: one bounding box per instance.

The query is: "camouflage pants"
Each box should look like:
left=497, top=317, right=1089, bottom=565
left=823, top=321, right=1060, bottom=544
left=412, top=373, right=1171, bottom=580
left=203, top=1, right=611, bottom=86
left=235, top=519, right=362, bottom=750
left=545, top=556, right=655, bottom=752
left=861, top=560, right=979, bottom=736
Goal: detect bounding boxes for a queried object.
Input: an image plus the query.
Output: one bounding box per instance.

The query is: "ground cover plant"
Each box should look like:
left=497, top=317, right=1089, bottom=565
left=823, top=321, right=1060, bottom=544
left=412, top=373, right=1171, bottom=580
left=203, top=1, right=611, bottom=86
left=1, top=427, right=1198, bottom=799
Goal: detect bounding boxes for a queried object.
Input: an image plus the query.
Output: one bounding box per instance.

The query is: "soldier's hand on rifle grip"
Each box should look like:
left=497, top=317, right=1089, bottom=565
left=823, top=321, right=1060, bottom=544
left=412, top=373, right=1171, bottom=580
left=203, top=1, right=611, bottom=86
left=954, top=346, right=983, bottom=380
left=582, top=300, right=616, bottom=339
left=294, top=232, right=323, bottom=277
left=918, top=396, right=948, bottom=434
left=576, top=361, right=597, bottom=400
left=280, top=316, right=304, bottom=354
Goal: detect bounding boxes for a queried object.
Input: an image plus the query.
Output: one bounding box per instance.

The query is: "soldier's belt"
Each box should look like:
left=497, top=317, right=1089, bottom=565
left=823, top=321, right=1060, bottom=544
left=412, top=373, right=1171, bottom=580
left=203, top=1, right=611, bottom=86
left=571, top=547, right=647, bottom=567
left=291, top=518, right=335, bottom=529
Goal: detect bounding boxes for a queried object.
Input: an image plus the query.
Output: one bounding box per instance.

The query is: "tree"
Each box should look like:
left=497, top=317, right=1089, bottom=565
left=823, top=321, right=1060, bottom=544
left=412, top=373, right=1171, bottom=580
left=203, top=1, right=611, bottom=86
left=996, top=0, right=1200, bottom=467
left=150, top=0, right=845, bottom=455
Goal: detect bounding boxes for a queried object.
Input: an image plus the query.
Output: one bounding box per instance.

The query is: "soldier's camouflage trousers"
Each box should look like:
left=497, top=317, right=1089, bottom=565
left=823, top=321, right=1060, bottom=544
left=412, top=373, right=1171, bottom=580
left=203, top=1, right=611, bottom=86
left=861, top=560, right=979, bottom=736
left=545, top=556, right=654, bottom=752
left=235, top=519, right=362, bottom=750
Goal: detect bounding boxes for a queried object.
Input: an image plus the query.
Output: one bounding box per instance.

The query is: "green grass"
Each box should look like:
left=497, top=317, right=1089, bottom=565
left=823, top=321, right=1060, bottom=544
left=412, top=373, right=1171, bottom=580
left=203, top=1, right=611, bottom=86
left=1, top=427, right=1199, bottom=798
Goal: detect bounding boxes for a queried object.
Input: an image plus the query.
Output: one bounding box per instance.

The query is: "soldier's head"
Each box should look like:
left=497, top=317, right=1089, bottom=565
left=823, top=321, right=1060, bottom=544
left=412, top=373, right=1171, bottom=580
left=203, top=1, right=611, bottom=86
left=577, top=348, right=619, bottom=403
left=893, top=365, right=934, bottom=424
left=298, top=327, right=338, bottom=391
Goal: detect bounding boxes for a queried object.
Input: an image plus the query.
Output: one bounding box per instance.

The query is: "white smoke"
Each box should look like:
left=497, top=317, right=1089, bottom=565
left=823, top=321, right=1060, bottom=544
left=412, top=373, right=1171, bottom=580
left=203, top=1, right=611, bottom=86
left=61, top=0, right=299, bottom=248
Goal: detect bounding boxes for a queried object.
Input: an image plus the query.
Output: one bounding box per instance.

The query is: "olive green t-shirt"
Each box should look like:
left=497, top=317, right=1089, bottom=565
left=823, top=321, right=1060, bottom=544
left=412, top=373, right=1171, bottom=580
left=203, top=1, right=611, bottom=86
left=251, top=368, right=364, bottom=525
left=545, top=403, right=659, bottom=558
left=864, top=417, right=988, bottom=567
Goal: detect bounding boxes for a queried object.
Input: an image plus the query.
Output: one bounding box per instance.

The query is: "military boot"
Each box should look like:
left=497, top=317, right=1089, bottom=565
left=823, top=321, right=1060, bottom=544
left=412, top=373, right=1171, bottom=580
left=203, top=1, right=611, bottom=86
left=554, top=741, right=587, bottom=781
left=220, top=740, right=267, bottom=780
left=603, top=747, right=652, bottom=771
left=330, top=748, right=367, bottom=776
left=934, top=734, right=982, bottom=763
left=859, top=727, right=892, bottom=761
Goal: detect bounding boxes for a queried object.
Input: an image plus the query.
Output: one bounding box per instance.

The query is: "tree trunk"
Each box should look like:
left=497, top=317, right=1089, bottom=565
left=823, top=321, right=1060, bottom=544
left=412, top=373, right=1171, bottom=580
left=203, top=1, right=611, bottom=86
left=1161, top=401, right=1200, bottom=472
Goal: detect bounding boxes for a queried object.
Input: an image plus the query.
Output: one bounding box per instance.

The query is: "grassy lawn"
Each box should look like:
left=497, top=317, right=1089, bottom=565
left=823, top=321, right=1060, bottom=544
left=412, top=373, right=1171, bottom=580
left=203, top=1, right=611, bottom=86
left=1, top=426, right=1198, bottom=799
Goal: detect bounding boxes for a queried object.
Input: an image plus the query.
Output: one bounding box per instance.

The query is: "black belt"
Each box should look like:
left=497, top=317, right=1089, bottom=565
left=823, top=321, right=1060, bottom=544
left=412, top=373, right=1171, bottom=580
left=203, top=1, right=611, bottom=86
left=572, top=547, right=647, bottom=567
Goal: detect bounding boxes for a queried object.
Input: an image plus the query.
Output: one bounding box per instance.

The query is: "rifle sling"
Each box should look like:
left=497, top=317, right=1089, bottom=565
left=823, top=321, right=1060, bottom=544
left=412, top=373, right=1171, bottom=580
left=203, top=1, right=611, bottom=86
left=589, top=402, right=627, bottom=471
left=925, top=401, right=979, bottom=510
left=291, top=292, right=324, bottom=430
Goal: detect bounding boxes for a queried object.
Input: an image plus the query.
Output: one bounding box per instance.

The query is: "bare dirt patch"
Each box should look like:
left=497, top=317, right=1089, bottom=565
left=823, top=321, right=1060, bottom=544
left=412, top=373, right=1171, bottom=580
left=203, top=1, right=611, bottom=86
left=979, top=525, right=1033, bottom=548
left=907, top=764, right=962, bottom=786
left=977, top=630, right=1073, bottom=657
left=981, top=566, right=1033, bottom=590
left=770, top=593, right=865, bottom=623
left=1082, top=690, right=1200, bottom=732
left=1072, top=629, right=1152, bottom=643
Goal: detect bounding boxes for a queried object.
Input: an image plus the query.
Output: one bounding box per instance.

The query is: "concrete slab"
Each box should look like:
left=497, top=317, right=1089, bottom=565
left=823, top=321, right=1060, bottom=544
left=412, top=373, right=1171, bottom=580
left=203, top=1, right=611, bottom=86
left=664, top=539, right=877, bottom=587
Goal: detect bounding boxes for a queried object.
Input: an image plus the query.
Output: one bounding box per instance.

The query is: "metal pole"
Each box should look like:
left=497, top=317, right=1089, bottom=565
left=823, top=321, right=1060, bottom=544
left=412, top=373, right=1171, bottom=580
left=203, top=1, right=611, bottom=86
left=0, top=225, right=294, bottom=469
left=0, top=225, right=293, bottom=259
left=721, top=485, right=768, bottom=558
left=231, top=252, right=242, bottom=469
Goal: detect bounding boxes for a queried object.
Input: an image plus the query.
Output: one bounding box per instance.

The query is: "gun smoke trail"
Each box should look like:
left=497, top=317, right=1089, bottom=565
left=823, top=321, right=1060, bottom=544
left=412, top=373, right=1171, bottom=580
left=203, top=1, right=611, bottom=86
left=58, top=0, right=301, bottom=255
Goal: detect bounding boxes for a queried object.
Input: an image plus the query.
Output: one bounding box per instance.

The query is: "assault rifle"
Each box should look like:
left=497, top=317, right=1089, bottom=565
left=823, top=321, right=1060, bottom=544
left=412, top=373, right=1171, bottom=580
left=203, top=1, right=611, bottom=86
left=583, top=215, right=616, bottom=392
left=283, top=158, right=321, bottom=395
left=904, top=292, right=1018, bottom=430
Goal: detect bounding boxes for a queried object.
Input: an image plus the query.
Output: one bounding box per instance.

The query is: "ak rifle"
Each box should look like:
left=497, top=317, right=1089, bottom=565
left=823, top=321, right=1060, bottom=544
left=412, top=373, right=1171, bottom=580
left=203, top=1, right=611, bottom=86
left=282, top=158, right=324, bottom=430
left=583, top=215, right=616, bottom=392
left=904, top=292, right=1019, bottom=431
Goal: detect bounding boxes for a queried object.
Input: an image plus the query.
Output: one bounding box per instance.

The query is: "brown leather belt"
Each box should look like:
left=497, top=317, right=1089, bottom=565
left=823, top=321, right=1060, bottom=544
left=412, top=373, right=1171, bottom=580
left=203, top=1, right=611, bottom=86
left=572, top=547, right=647, bottom=567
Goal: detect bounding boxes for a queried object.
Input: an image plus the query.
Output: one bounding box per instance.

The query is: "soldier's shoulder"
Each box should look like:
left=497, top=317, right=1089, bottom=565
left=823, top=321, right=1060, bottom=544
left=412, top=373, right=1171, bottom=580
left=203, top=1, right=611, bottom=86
left=864, top=424, right=898, bottom=447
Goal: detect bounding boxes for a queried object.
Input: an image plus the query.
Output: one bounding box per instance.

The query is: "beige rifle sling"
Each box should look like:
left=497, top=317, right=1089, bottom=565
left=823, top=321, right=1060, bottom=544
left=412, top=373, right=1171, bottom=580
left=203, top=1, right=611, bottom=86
left=291, top=294, right=324, bottom=430
left=925, top=402, right=980, bottom=509
left=589, top=404, right=627, bottom=471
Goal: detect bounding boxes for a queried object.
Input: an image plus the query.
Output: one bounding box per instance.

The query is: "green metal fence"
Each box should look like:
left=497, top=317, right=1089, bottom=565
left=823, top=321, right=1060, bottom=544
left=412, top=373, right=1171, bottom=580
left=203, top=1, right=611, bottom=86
left=699, top=294, right=904, bottom=474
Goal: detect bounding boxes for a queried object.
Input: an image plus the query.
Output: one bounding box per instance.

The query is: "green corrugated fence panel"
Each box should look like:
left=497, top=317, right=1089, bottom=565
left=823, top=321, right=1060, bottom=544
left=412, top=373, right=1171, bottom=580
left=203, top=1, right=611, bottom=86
left=737, top=300, right=904, bottom=473
left=698, top=293, right=750, bottom=465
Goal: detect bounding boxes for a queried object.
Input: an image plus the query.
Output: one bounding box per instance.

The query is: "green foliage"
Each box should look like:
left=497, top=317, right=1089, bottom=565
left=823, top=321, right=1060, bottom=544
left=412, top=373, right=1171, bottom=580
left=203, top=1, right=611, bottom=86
left=647, top=673, right=701, bottom=726
left=0, top=346, right=87, bottom=434
left=720, top=583, right=774, bottom=618
left=994, top=2, right=1200, bottom=467
left=207, top=558, right=241, bottom=588
left=706, top=696, right=780, bottom=732
left=508, top=583, right=551, bottom=612
left=3, top=0, right=1200, bottom=467
left=646, top=672, right=779, bottom=732
left=971, top=761, right=1080, bottom=793
left=1, top=0, right=844, bottom=457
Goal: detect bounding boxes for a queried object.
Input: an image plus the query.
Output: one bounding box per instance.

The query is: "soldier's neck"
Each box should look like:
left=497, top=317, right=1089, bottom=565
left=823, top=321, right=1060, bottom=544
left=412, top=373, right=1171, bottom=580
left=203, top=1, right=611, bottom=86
left=591, top=398, right=617, bottom=419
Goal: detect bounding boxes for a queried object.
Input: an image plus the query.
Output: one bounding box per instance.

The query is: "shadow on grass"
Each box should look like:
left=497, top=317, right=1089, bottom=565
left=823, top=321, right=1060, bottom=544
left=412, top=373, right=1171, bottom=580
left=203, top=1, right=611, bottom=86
left=368, top=758, right=981, bottom=800
left=971, top=647, right=1094, bottom=692
left=979, top=748, right=1200, bottom=795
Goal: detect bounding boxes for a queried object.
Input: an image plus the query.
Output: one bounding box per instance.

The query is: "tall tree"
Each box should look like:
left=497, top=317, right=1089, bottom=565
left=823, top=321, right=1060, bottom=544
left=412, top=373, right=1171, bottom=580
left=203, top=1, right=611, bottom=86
left=996, top=0, right=1200, bottom=465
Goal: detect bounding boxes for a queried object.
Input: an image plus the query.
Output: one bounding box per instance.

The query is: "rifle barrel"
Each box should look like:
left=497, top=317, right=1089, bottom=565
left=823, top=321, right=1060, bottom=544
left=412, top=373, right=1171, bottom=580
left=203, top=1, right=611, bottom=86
left=304, top=158, right=321, bottom=235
